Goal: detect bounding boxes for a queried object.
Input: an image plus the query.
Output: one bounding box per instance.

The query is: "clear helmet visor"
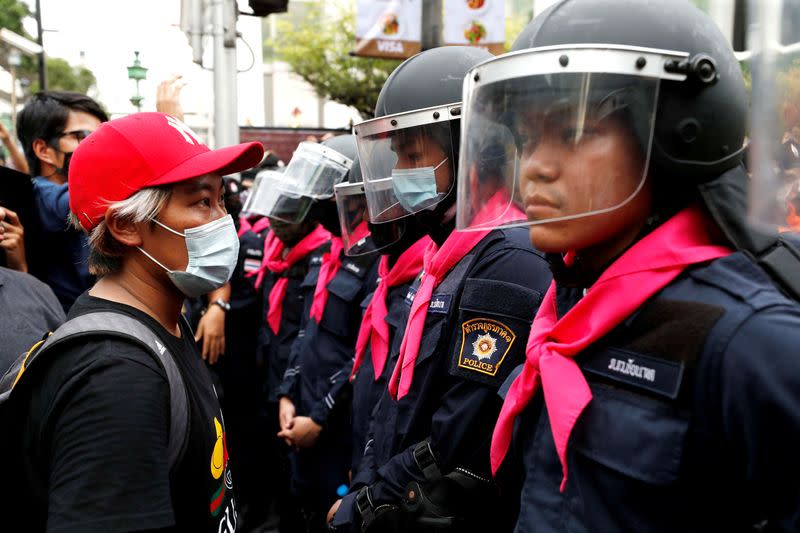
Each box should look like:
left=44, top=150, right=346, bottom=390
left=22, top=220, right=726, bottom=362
left=456, top=48, right=668, bottom=231
left=334, top=181, right=373, bottom=256
left=247, top=169, right=314, bottom=224
left=282, top=141, right=353, bottom=200
left=334, top=180, right=404, bottom=256
left=239, top=176, right=258, bottom=217
left=747, top=0, right=800, bottom=233
left=356, top=108, right=458, bottom=223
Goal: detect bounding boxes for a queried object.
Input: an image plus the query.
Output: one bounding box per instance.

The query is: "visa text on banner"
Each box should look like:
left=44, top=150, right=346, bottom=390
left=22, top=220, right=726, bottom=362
left=354, top=0, right=422, bottom=59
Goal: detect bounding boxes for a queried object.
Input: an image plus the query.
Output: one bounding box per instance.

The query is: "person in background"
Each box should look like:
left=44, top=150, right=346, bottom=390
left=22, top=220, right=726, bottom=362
left=0, top=206, right=27, bottom=273
left=329, top=46, right=552, bottom=533
left=276, top=135, right=380, bottom=533
left=248, top=162, right=331, bottom=532
left=156, top=74, right=188, bottom=122
left=334, top=157, right=430, bottom=482
left=0, top=264, right=64, bottom=368
left=0, top=121, right=29, bottom=174
left=16, top=91, right=109, bottom=312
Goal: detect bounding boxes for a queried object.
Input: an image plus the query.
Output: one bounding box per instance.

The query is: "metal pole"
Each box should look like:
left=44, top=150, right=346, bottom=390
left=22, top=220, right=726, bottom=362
left=708, top=0, right=735, bottom=47
left=10, top=64, right=17, bottom=126
left=190, top=0, right=205, bottom=65
left=212, top=0, right=239, bottom=148
left=421, top=0, right=443, bottom=51
left=34, top=0, right=46, bottom=91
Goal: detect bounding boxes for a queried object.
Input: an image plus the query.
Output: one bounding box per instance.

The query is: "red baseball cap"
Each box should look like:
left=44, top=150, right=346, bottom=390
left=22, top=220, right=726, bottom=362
left=69, top=112, right=265, bottom=231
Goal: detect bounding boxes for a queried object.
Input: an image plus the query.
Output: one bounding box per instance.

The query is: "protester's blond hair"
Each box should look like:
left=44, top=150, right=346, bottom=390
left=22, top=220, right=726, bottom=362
left=69, top=187, right=171, bottom=276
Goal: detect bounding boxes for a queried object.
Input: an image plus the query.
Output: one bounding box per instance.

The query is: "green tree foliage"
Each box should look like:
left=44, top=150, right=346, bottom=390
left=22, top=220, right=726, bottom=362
left=0, top=0, right=29, bottom=34
left=268, top=0, right=400, bottom=118
left=271, top=1, right=534, bottom=117
left=30, top=57, right=97, bottom=94
left=0, top=0, right=98, bottom=98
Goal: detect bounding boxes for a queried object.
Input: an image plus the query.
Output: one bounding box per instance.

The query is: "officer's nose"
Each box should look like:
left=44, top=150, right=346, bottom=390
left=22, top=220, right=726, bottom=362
left=519, top=136, right=561, bottom=190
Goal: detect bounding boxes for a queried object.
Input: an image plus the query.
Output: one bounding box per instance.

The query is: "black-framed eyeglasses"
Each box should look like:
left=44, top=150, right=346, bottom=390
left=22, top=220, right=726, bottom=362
left=56, top=129, right=94, bottom=143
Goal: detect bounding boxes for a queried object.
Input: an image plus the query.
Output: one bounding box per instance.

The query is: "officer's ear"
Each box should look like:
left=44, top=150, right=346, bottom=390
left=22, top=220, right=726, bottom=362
left=104, top=208, right=144, bottom=248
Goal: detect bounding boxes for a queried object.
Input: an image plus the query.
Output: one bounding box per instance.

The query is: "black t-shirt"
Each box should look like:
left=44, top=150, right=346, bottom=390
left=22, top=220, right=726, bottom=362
left=17, top=293, right=238, bottom=533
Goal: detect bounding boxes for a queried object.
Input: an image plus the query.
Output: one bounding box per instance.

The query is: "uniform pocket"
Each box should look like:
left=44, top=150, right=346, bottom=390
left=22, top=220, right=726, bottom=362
left=413, top=318, right=447, bottom=368
left=571, top=383, right=690, bottom=485
left=299, top=265, right=321, bottom=289
left=318, top=271, right=364, bottom=337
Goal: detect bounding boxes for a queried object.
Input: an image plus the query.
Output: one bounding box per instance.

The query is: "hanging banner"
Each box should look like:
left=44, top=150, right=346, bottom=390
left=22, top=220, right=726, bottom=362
left=443, top=0, right=505, bottom=55
left=354, top=0, right=422, bottom=59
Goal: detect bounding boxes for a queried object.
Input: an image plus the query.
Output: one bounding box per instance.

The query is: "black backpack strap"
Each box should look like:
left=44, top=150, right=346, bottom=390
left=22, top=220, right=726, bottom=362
left=2, top=311, right=190, bottom=472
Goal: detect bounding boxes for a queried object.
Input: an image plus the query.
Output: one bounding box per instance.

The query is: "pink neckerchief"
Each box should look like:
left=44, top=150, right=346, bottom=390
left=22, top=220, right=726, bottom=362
left=261, top=225, right=331, bottom=334
left=309, top=237, right=344, bottom=323
left=237, top=216, right=253, bottom=238
left=238, top=216, right=270, bottom=238
left=350, top=220, right=371, bottom=247
left=388, top=192, right=524, bottom=400
left=351, top=236, right=431, bottom=382
left=490, top=205, right=733, bottom=490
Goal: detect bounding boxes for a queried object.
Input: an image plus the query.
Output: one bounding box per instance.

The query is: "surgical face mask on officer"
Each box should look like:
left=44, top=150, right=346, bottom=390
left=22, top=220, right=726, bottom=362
left=391, top=158, right=448, bottom=212
left=137, top=215, right=240, bottom=297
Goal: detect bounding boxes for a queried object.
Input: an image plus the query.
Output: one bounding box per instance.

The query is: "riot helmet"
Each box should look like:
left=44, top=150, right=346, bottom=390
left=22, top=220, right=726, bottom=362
left=456, top=0, right=749, bottom=248
left=250, top=135, right=355, bottom=225
left=335, top=151, right=426, bottom=256
left=334, top=152, right=373, bottom=255
left=355, top=46, right=493, bottom=226
left=307, top=134, right=358, bottom=236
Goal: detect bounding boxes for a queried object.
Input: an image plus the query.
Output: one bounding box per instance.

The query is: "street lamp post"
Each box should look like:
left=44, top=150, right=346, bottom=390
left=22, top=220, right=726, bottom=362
left=127, top=51, right=148, bottom=112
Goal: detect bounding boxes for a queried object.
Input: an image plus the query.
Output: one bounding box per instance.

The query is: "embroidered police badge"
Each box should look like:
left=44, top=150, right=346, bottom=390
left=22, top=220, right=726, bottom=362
left=457, top=318, right=516, bottom=377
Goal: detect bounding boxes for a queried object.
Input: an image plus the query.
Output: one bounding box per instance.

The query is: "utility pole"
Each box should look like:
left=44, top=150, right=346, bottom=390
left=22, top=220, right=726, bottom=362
left=34, top=0, right=46, bottom=90
left=212, top=0, right=239, bottom=148
left=421, top=0, right=443, bottom=50
left=8, top=49, right=20, bottom=125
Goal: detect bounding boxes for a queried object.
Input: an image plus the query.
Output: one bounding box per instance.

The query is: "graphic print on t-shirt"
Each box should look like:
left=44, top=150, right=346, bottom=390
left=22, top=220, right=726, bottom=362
left=209, top=415, right=237, bottom=532
left=210, top=417, right=229, bottom=481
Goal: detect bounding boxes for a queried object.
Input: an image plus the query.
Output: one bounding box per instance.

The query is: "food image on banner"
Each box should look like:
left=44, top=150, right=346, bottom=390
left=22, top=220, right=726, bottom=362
left=444, top=0, right=505, bottom=55
left=354, top=0, right=422, bottom=59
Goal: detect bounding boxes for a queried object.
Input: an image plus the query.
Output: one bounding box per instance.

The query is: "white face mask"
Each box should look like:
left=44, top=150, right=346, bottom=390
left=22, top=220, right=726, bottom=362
left=138, top=215, right=240, bottom=298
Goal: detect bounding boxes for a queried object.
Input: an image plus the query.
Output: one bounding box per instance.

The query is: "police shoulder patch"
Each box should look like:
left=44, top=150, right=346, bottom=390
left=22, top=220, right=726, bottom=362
left=456, top=318, right=516, bottom=378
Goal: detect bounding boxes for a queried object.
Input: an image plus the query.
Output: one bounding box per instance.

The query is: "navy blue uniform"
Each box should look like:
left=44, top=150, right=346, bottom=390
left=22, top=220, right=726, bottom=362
left=332, top=227, right=551, bottom=531
left=278, top=247, right=380, bottom=519
left=256, top=234, right=330, bottom=531
left=260, top=242, right=328, bottom=403
left=501, top=252, right=800, bottom=532
left=350, top=278, right=418, bottom=479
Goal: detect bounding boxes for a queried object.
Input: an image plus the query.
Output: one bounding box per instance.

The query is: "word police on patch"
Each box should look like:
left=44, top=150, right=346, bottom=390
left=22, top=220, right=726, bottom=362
left=457, top=318, right=516, bottom=377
